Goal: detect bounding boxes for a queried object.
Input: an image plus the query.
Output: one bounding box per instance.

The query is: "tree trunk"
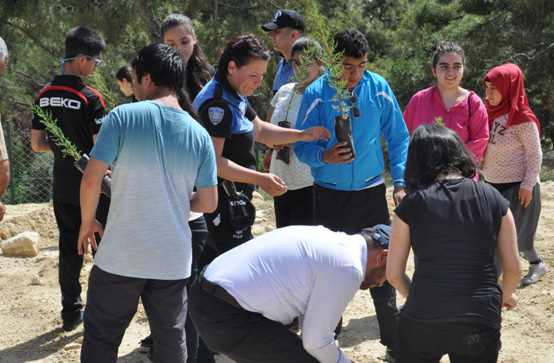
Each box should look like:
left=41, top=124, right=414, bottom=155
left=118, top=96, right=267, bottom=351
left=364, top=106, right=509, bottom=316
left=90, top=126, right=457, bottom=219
left=134, top=0, right=161, bottom=44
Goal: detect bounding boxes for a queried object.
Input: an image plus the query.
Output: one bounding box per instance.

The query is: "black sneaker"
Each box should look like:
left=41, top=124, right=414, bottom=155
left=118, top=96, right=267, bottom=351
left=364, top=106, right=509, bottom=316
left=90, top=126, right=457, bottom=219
left=139, top=335, right=154, bottom=353
left=62, top=311, right=84, bottom=332
left=385, top=347, right=396, bottom=363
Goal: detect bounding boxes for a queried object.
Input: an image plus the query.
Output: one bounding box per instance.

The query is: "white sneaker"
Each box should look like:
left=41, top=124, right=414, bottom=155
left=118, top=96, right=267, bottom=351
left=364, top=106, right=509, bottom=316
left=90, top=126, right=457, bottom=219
left=521, top=261, right=548, bottom=285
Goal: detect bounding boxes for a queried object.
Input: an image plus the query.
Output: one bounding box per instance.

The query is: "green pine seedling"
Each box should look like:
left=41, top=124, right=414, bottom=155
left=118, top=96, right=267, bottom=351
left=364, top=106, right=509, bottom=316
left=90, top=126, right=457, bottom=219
left=30, top=103, right=82, bottom=161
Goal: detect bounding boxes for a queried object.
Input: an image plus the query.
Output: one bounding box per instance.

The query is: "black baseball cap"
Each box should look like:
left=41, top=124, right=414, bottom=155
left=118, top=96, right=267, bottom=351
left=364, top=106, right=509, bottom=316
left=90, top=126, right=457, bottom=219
left=262, top=9, right=305, bottom=32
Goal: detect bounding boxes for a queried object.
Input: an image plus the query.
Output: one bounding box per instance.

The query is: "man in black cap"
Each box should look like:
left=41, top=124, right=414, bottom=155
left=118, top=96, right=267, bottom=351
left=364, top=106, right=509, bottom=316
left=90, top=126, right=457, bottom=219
left=188, top=224, right=391, bottom=363
left=262, top=9, right=305, bottom=94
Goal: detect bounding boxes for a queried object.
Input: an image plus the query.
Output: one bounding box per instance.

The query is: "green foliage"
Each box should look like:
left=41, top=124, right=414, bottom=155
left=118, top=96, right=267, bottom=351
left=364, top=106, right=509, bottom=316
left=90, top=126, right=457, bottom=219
left=1, top=0, right=553, bottom=163
left=414, top=1, right=459, bottom=29
left=369, top=0, right=554, bottom=152
left=30, top=104, right=81, bottom=161
left=1, top=135, right=53, bottom=205
left=303, top=0, right=353, bottom=118
left=86, top=71, right=117, bottom=112
left=13, top=151, right=53, bottom=204
left=540, top=169, right=554, bottom=182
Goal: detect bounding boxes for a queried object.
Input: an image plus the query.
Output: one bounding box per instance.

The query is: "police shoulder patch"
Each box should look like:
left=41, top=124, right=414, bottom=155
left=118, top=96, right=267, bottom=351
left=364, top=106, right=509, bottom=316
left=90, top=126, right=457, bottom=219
left=208, top=107, right=225, bottom=125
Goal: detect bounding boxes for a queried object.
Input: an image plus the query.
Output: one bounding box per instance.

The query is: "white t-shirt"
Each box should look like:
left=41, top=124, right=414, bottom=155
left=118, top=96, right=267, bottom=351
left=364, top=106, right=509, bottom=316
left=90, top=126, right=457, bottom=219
left=204, top=225, right=366, bottom=363
left=269, top=83, right=314, bottom=190
left=91, top=101, right=217, bottom=280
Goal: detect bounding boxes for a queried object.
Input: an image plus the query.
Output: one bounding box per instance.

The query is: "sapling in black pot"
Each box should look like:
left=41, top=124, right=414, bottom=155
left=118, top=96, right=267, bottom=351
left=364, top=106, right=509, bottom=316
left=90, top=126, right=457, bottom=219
left=308, top=2, right=358, bottom=160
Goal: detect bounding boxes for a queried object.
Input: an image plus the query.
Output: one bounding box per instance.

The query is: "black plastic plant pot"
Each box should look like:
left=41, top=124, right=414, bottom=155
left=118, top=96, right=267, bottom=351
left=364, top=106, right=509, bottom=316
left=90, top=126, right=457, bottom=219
left=276, top=120, right=291, bottom=164
left=74, top=154, right=112, bottom=197
left=276, top=146, right=291, bottom=164
left=334, top=116, right=356, bottom=160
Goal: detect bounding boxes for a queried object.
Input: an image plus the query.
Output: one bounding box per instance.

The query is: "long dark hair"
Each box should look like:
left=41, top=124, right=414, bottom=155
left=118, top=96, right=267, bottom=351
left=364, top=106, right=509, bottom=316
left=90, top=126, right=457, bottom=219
left=161, top=14, right=212, bottom=100
left=405, top=124, right=476, bottom=190
left=217, top=34, right=270, bottom=77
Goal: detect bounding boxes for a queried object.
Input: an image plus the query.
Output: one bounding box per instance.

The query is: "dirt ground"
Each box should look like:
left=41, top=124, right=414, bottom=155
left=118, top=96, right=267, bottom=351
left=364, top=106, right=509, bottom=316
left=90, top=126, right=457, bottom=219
left=0, top=183, right=553, bottom=363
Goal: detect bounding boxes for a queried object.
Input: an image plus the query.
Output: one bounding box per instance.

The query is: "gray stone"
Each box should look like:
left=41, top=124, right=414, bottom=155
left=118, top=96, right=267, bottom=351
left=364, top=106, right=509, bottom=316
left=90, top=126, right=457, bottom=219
left=31, top=275, right=42, bottom=286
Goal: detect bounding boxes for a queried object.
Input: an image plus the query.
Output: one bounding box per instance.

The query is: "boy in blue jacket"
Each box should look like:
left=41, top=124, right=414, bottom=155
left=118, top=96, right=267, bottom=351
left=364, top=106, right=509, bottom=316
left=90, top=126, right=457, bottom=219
left=294, top=29, right=409, bottom=362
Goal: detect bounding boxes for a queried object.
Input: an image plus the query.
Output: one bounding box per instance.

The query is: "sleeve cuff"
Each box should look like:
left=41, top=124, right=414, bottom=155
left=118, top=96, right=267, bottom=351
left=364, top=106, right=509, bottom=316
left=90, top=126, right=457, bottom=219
left=393, top=180, right=406, bottom=188
left=317, top=149, right=326, bottom=165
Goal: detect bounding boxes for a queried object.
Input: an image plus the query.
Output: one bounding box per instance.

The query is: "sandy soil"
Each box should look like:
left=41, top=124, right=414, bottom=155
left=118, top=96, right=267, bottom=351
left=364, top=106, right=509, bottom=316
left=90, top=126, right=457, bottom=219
left=0, top=184, right=553, bottom=363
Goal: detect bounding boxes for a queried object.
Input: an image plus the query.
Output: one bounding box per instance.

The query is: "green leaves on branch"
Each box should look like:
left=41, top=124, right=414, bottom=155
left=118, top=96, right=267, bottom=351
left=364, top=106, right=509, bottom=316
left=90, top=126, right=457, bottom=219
left=86, top=72, right=116, bottom=112
left=30, top=103, right=82, bottom=162
left=305, top=0, right=352, bottom=119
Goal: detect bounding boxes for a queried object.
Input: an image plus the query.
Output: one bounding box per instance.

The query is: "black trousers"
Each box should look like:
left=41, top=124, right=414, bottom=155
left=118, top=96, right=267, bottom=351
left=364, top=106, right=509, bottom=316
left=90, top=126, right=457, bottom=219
left=188, top=281, right=319, bottom=363
left=314, top=183, right=398, bottom=348
left=53, top=196, right=109, bottom=321
left=204, top=183, right=254, bottom=256
left=273, top=186, right=314, bottom=228
left=185, top=216, right=209, bottom=363
left=395, top=318, right=501, bottom=363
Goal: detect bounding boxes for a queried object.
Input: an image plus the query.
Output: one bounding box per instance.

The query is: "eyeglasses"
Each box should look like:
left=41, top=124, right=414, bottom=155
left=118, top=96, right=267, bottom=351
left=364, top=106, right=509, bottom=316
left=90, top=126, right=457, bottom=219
left=61, top=55, right=102, bottom=75
left=349, top=93, right=362, bottom=118
left=360, top=228, right=389, bottom=249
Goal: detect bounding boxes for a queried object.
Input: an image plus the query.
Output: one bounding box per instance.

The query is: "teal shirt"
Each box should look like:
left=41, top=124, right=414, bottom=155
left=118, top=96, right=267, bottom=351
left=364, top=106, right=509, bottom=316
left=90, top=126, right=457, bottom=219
left=91, top=101, right=217, bottom=280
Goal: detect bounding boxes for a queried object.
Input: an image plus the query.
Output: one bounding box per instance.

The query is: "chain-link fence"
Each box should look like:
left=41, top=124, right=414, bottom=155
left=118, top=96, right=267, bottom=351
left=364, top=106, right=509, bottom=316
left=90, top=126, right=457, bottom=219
left=1, top=105, right=552, bottom=206
left=2, top=120, right=53, bottom=205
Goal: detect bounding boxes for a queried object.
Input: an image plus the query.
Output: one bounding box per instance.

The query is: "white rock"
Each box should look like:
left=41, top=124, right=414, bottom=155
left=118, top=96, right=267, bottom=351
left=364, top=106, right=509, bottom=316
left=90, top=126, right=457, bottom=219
left=251, top=224, right=266, bottom=236
left=1, top=231, right=40, bottom=257
left=64, top=342, right=82, bottom=350
left=252, top=191, right=264, bottom=201
left=31, top=275, right=42, bottom=285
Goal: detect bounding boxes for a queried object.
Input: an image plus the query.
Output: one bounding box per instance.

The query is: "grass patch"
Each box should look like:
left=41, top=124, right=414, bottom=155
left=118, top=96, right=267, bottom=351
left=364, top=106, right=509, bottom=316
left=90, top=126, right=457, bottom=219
left=540, top=169, right=554, bottom=182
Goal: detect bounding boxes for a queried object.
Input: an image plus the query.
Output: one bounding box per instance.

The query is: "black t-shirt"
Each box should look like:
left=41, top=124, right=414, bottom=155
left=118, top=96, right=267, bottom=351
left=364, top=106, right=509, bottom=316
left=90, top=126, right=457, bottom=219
left=32, top=75, right=106, bottom=203
left=394, top=178, right=510, bottom=328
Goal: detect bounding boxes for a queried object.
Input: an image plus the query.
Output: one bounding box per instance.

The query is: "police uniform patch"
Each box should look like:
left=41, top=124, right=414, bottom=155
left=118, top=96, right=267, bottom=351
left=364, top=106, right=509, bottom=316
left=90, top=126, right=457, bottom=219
left=208, top=107, right=225, bottom=125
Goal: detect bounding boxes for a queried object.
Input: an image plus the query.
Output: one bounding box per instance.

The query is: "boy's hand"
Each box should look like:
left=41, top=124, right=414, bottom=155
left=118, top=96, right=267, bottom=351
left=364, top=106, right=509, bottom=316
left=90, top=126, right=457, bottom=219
left=78, top=220, right=104, bottom=255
